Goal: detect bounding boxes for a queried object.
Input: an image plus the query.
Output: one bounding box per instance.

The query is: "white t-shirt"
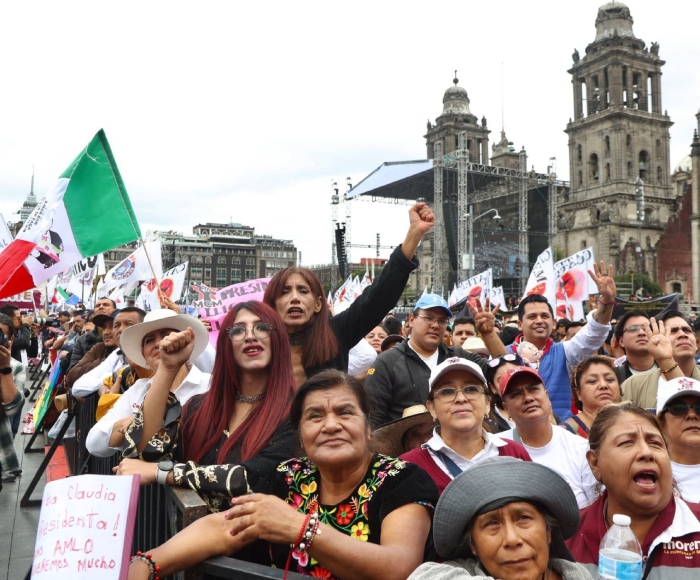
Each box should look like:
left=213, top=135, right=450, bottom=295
left=671, top=461, right=700, bottom=503
left=500, top=424, right=598, bottom=509
left=408, top=341, right=439, bottom=371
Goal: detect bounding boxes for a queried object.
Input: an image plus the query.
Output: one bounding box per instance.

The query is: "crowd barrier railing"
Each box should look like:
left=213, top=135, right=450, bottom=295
left=46, top=389, right=304, bottom=579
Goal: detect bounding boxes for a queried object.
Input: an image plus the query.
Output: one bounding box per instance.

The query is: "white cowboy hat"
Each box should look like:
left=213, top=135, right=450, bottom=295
left=119, top=309, right=209, bottom=369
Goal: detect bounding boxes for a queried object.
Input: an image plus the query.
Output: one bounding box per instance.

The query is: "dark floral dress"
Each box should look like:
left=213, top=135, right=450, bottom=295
left=254, top=454, right=438, bottom=579
left=122, top=393, right=296, bottom=513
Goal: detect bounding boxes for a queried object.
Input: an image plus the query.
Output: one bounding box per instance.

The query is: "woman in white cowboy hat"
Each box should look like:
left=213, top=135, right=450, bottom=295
left=86, top=309, right=211, bottom=458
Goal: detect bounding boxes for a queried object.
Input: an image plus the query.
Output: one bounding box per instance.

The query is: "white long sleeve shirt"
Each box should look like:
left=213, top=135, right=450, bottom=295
left=86, top=366, right=211, bottom=457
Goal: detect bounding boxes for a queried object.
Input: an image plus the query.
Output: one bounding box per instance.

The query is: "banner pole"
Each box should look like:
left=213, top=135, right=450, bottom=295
left=140, top=239, right=163, bottom=302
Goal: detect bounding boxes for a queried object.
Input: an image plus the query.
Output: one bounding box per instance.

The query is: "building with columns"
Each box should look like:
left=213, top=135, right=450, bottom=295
left=559, top=1, right=677, bottom=278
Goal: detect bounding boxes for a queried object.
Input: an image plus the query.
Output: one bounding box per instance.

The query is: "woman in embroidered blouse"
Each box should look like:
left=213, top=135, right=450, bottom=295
left=401, top=357, right=530, bottom=495
left=560, top=356, right=622, bottom=438
left=127, top=369, right=438, bottom=580
left=115, top=301, right=297, bottom=513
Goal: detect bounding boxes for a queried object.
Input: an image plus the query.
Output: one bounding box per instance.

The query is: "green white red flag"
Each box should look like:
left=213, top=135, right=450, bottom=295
left=0, top=130, right=141, bottom=299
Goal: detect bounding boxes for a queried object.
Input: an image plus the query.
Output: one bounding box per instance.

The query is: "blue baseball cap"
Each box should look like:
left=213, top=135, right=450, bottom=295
left=413, top=294, right=453, bottom=319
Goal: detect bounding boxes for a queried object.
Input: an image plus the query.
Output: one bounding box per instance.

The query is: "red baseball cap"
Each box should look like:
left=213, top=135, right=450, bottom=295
left=498, top=366, right=544, bottom=398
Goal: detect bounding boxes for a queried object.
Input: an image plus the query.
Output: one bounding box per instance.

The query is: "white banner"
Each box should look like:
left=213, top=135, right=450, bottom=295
left=136, top=261, right=189, bottom=311
left=67, top=254, right=105, bottom=299
left=554, top=247, right=596, bottom=320
left=0, top=213, right=12, bottom=250
left=490, top=286, right=506, bottom=309
left=522, top=247, right=557, bottom=310
left=450, top=269, right=492, bottom=307
left=102, top=240, right=162, bottom=293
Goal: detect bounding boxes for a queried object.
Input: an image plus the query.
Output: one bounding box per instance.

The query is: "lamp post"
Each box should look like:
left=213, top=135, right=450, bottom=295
left=465, top=205, right=501, bottom=279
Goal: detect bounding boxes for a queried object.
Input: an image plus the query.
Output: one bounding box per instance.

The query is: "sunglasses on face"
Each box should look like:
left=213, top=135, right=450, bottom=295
left=666, top=403, right=700, bottom=417
left=226, top=323, right=275, bottom=342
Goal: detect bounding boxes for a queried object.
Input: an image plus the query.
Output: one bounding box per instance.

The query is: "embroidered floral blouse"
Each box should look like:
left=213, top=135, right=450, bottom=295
left=252, top=454, right=438, bottom=579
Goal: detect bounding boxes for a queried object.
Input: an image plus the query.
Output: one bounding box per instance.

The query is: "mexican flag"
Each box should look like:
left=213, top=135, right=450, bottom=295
left=0, top=130, right=141, bottom=299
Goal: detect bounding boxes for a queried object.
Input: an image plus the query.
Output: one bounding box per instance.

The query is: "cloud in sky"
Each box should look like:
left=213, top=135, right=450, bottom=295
left=1, top=0, right=698, bottom=265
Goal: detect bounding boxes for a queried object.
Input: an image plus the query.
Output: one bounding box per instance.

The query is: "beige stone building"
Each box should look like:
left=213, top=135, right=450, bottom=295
left=558, top=1, right=677, bottom=278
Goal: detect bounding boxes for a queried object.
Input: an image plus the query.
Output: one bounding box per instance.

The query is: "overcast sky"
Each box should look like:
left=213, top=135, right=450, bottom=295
left=1, top=0, right=699, bottom=267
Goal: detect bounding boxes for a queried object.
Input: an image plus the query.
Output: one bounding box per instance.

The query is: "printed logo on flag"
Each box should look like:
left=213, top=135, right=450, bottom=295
left=113, top=255, right=137, bottom=281
left=32, top=227, right=64, bottom=269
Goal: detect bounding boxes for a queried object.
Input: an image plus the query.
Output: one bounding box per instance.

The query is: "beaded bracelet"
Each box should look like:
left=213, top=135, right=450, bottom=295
left=296, top=512, right=321, bottom=553
left=130, top=552, right=161, bottom=580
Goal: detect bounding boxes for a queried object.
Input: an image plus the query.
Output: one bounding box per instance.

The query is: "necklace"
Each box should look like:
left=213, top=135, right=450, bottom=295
left=235, top=391, right=266, bottom=403
left=288, top=330, right=306, bottom=346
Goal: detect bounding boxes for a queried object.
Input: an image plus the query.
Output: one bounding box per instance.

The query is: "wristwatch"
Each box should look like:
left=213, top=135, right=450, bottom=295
left=156, top=460, right=175, bottom=485
left=0, top=367, right=12, bottom=375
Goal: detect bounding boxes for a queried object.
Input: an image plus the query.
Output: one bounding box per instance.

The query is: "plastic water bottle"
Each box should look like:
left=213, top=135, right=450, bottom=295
left=598, top=514, right=643, bottom=580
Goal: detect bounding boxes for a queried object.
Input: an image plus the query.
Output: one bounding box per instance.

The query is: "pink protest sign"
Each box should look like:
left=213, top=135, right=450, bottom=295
left=33, top=474, right=139, bottom=579
left=193, top=277, right=271, bottom=345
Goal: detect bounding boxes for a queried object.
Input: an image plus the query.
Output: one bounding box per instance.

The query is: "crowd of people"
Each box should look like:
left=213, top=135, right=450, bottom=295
left=3, top=201, right=700, bottom=579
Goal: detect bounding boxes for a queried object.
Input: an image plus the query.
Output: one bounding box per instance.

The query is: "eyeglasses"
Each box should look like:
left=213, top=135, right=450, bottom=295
left=623, top=324, right=649, bottom=334
left=226, top=323, right=275, bottom=342
left=416, top=314, right=450, bottom=327
left=505, top=383, right=545, bottom=400
left=433, top=385, right=485, bottom=402
left=488, top=353, right=519, bottom=368
left=666, top=403, right=700, bottom=417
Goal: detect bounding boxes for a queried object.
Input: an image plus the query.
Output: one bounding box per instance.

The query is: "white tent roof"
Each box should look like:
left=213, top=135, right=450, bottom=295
left=347, top=160, right=433, bottom=200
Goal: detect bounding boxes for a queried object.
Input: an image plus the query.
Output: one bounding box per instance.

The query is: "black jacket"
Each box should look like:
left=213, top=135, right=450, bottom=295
left=365, top=340, right=488, bottom=428
left=11, top=324, right=31, bottom=362
left=303, top=245, right=418, bottom=379
left=67, top=330, right=102, bottom=371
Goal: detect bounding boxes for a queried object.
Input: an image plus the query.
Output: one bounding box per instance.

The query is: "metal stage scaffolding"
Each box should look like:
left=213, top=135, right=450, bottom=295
left=345, top=133, right=568, bottom=294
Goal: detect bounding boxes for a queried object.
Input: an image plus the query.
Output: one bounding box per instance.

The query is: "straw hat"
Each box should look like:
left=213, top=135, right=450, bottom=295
left=371, top=405, right=433, bottom=457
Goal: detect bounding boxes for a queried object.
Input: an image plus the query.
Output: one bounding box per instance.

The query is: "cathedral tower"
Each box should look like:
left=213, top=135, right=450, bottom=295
left=560, top=2, right=675, bottom=278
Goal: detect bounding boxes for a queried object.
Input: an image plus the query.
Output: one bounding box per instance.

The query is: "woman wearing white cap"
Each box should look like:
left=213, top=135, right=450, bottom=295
left=401, top=357, right=531, bottom=495
left=657, top=377, right=700, bottom=502
left=86, top=309, right=212, bottom=458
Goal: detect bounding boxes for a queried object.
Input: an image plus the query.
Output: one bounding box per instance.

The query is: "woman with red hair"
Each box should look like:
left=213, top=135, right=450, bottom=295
left=116, top=301, right=296, bottom=512
left=264, top=202, right=434, bottom=387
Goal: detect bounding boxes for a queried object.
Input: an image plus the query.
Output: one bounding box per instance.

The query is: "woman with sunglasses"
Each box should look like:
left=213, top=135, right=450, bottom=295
left=483, top=354, right=522, bottom=432
left=657, top=377, right=700, bottom=502
left=116, top=301, right=296, bottom=513
left=401, top=357, right=530, bottom=495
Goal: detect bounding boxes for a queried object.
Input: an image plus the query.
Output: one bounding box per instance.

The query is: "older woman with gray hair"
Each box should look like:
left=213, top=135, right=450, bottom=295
left=408, top=457, right=592, bottom=580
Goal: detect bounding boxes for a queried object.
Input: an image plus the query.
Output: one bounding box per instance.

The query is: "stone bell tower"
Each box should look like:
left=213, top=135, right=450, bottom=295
left=559, top=1, right=675, bottom=278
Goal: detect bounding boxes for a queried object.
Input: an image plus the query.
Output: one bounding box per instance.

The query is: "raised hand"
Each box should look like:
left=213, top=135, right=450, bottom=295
left=588, top=260, right=616, bottom=303
left=468, top=297, right=501, bottom=335
left=648, top=317, right=674, bottom=364
left=158, top=328, right=196, bottom=371
left=408, top=202, right=436, bottom=236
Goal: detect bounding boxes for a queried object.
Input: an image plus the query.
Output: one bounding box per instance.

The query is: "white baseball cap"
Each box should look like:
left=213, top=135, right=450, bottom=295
left=428, top=357, right=486, bottom=392
left=656, top=377, right=700, bottom=415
